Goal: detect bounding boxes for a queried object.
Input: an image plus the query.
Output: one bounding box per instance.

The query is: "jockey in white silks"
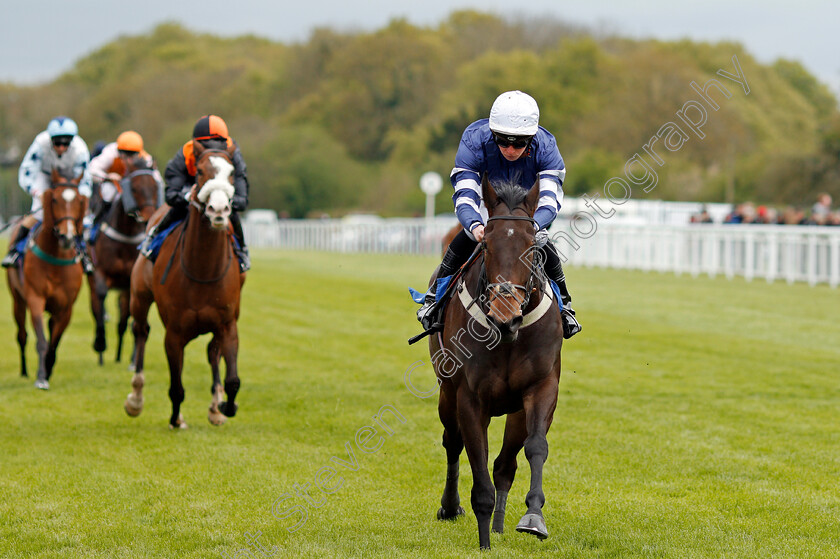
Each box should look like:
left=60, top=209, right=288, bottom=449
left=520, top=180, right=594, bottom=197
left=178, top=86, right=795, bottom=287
left=3, top=116, right=95, bottom=274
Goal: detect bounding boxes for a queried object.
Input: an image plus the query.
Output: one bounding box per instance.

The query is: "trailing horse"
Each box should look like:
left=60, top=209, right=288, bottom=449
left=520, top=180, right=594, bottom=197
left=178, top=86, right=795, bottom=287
left=88, top=158, right=161, bottom=365
left=429, top=174, right=565, bottom=550
left=5, top=170, right=87, bottom=389
left=126, top=142, right=246, bottom=428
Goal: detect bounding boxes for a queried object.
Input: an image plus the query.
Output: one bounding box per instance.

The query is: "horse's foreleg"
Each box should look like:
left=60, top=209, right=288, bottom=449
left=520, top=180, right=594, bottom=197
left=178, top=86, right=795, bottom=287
left=437, top=381, right=465, bottom=520
left=115, top=289, right=130, bottom=363
left=12, top=289, right=28, bottom=377
left=492, top=409, right=527, bottom=534
left=27, top=297, right=49, bottom=389
left=207, top=336, right=226, bottom=425
left=515, top=379, right=559, bottom=541
left=457, top=389, right=494, bottom=550
left=45, top=308, right=73, bottom=381
left=219, top=323, right=240, bottom=419
left=89, top=273, right=108, bottom=363
left=164, top=331, right=187, bottom=429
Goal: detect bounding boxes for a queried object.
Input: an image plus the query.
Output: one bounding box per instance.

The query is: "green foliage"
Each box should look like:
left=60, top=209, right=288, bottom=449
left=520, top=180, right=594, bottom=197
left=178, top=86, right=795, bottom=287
left=0, top=15, right=837, bottom=219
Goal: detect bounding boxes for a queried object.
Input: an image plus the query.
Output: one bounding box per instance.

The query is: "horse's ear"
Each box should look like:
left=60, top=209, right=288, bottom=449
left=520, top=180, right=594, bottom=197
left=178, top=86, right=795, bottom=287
left=481, top=173, right=498, bottom=215
left=50, top=167, right=61, bottom=186
left=193, top=139, right=205, bottom=159
left=73, top=172, right=84, bottom=187
left=524, top=177, right=541, bottom=216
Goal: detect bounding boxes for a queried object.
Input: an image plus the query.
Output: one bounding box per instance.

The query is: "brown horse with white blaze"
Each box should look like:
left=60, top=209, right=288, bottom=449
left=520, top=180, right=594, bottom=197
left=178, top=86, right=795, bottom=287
left=430, top=174, right=564, bottom=550
left=126, top=142, right=246, bottom=428
left=5, top=170, right=87, bottom=389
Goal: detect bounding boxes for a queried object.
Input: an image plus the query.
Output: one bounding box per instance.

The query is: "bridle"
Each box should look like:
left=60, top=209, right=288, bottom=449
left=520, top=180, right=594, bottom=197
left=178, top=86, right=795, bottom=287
left=120, top=168, right=161, bottom=221
left=483, top=213, right=540, bottom=314
left=49, top=182, right=82, bottom=240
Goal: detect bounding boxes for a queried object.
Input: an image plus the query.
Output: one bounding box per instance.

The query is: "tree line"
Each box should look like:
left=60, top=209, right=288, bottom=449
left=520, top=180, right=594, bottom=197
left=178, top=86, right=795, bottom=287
left=0, top=11, right=837, bottom=219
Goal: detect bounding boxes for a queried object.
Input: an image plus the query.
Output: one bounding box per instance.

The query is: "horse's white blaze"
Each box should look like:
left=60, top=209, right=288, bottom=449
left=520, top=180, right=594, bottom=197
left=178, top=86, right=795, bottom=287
left=197, top=156, right=235, bottom=203
left=507, top=228, right=514, bottom=237
left=61, top=189, right=77, bottom=202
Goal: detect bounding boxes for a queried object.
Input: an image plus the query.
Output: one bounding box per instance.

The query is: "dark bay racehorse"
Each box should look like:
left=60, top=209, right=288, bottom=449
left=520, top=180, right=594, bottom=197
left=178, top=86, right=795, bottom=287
left=5, top=170, right=87, bottom=389
left=126, top=142, right=246, bottom=428
left=88, top=158, right=161, bottom=365
left=430, top=175, right=564, bottom=550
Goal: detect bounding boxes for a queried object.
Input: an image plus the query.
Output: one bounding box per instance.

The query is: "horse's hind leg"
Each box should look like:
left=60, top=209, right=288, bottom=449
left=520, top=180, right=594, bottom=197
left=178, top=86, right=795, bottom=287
left=492, top=409, right=527, bottom=534
left=115, top=289, right=130, bottom=363
left=90, top=273, right=108, bottom=364
left=437, top=382, right=465, bottom=520
left=164, top=331, right=188, bottom=429
left=207, top=336, right=227, bottom=425
left=515, top=379, right=559, bottom=541
left=12, top=290, right=28, bottom=377
left=126, top=279, right=152, bottom=416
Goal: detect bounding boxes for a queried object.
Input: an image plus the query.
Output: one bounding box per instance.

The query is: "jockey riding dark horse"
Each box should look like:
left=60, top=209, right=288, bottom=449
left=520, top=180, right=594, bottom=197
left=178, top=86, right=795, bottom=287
left=415, top=91, right=581, bottom=340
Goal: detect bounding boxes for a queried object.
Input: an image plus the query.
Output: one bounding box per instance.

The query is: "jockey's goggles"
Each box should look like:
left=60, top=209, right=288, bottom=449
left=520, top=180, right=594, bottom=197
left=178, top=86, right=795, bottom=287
left=493, top=133, right=532, bottom=149
left=118, top=149, right=139, bottom=158
left=51, top=136, right=73, bottom=148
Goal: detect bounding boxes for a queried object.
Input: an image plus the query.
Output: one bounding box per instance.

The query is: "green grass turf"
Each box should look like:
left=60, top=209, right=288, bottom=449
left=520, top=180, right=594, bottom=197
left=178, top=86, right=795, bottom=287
left=0, top=250, right=838, bottom=558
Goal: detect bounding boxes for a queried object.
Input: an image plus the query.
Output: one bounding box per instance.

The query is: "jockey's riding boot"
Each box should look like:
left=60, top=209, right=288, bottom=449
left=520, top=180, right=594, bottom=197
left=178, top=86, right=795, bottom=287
left=139, top=206, right=179, bottom=258
left=138, top=226, right=156, bottom=257
left=76, top=236, right=95, bottom=275
left=542, top=242, right=581, bottom=339
left=235, top=246, right=250, bottom=273
left=230, top=213, right=250, bottom=272
left=2, top=225, right=30, bottom=268
left=416, top=229, right=477, bottom=331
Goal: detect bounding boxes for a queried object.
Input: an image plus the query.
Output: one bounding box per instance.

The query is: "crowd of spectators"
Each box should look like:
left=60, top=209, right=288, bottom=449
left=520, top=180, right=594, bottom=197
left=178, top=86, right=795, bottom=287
left=691, top=193, right=840, bottom=225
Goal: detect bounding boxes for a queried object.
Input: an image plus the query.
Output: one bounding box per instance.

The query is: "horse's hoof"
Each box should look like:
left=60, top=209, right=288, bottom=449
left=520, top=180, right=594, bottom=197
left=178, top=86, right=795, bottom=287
left=124, top=395, right=143, bottom=417
left=208, top=410, right=227, bottom=426
left=169, top=417, right=188, bottom=430
left=219, top=401, right=238, bottom=418
left=437, top=506, right=465, bottom=520
left=34, top=379, right=49, bottom=390
left=516, top=513, right=548, bottom=540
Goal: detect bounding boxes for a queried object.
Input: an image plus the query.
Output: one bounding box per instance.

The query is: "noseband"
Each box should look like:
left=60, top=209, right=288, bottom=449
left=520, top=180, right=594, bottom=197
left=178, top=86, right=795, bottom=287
left=483, top=214, right=539, bottom=313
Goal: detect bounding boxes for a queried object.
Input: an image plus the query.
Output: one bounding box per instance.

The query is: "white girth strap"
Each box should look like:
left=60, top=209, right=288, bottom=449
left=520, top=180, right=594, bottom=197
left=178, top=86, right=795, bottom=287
left=101, top=223, right=146, bottom=245
left=456, top=278, right=554, bottom=330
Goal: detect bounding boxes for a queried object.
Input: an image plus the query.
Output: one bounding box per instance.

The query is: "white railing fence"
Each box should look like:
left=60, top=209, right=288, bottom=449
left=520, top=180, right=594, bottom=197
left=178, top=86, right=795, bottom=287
left=243, top=219, right=840, bottom=288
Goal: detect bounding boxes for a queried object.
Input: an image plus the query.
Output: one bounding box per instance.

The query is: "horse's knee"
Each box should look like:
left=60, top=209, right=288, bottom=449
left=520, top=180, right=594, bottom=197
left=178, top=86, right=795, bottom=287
left=523, top=435, right=548, bottom=463
left=470, top=483, right=495, bottom=518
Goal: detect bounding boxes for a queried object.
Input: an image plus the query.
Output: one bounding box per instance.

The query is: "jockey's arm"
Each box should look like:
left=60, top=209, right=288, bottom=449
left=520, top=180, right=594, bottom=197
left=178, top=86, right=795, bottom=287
left=18, top=136, right=44, bottom=195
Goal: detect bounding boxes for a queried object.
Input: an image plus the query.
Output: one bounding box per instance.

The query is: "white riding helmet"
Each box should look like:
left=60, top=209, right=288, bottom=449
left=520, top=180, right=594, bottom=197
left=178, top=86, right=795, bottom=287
left=47, top=116, right=79, bottom=138
left=488, top=91, right=539, bottom=136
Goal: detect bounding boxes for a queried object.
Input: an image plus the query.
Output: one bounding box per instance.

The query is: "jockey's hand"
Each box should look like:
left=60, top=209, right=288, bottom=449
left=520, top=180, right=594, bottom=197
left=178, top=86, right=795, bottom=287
left=106, top=172, right=122, bottom=183
left=471, top=224, right=485, bottom=242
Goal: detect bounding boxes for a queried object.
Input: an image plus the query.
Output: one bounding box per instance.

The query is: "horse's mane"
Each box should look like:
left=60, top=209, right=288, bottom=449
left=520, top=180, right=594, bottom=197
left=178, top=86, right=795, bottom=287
left=131, top=158, right=152, bottom=171
left=491, top=179, right=528, bottom=212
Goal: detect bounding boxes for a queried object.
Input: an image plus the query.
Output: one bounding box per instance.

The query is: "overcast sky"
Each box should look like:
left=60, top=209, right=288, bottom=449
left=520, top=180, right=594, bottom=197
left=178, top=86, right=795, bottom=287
left=2, top=0, right=838, bottom=96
